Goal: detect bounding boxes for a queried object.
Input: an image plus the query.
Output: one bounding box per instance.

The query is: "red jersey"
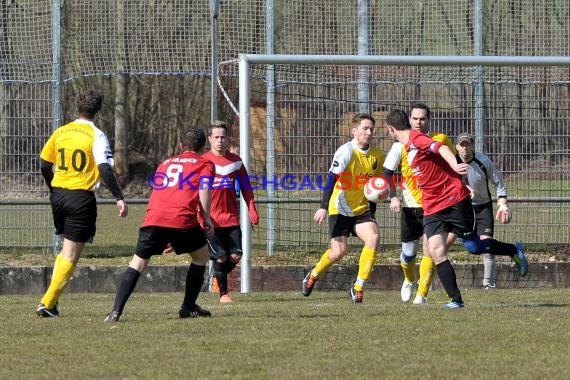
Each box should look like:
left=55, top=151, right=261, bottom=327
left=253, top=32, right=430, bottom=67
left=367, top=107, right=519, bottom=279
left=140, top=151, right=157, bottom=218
left=201, top=150, right=258, bottom=228
left=405, top=130, right=470, bottom=215
left=143, top=151, right=214, bottom=228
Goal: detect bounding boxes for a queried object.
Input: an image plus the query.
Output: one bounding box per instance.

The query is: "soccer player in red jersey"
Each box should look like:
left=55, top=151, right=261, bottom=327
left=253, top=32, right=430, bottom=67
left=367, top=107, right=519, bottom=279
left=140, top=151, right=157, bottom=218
left=202, top=121, right=259, bottom=303
left=383, top=103, right=456, bottom=304
left=105, top=127, right=215, bottom=321
left=385, top=109, right=528, bottom=309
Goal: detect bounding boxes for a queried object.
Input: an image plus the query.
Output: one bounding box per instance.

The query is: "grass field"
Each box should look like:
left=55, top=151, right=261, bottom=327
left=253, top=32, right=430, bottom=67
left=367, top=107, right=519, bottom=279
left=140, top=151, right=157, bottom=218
left=2, top=289, right=569, bottom=379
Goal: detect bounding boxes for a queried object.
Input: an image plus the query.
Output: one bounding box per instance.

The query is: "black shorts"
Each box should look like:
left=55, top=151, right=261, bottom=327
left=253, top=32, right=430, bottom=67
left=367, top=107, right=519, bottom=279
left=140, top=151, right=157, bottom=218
left=423, top=197, right=475, bottom=239
left=401, top=207, right=424, bottom=242
left=208, top=226, right=242, bottom=260
left=329, top=211, right=377, bottom=238
left=135, top=226, right=207, bottom=260
left=50, top=188, right=97, bottom=243
left=473, top=202, right=494, bottom=237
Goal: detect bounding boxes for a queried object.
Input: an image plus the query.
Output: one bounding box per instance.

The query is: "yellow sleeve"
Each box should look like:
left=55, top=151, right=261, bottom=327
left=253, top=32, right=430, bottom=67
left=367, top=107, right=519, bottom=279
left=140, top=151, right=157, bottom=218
left=40, top=132, right=57, bottom=163
left=431, top=132, right=457, bottom=155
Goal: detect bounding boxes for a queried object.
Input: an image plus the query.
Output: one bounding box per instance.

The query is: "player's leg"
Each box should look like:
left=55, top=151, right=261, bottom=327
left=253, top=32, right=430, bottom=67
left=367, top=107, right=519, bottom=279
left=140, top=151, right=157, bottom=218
left=460, top=228, right=527, bottom=277
left=482, top=252, right=496, bottom=288
left=215, top=256, right=231, bottom=302
left=313, top=249, right=335, bottom=275
left=38, top=189, right=95, bottom=317
left=416, top=231, right=457, bottom=304
left=450, top=199, right=491, bottom=258
left=302, top=214, right=350, bottom=297
left=208, top=228, right=231, bottom=301
left=463, top=235, right=527, bottom=276
left=400, top=239, right=419, bottom=302
left=38, top=238, right=85, bottom=316
left=475, top=204, right=497, bottom=288
left=428, top=233, right=464, bottom=308
left=106, top=254, right=151, bottom=321
left=400, top=239, right=419, bottom=283
left=43, top=238, right=84, bottom=306
left=105, top=226, right=159, bottom=322
left=400, top=208, right=423, bottom=302
left=414, top=236, right=433, bottom=303
left=424, top=211, right=464, bottom=309
left=180, top=227, right=212, bottom=318
left=474, top=198, right=527, bottom=275
left=456, top=200, right=524, bottom=272
left=180, top=246, right=211, bottom=317
left=219, top=227, right=243, bottom=303
left=351, top=212, right=379, bottom=303
left=302, top=240, right=346, bottom=297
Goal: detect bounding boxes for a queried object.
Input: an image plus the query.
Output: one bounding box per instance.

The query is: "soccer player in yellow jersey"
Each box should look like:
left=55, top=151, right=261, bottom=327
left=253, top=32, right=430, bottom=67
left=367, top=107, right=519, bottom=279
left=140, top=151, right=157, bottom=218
left=302, top=113, right=384, bottom=303
left=383, top=103, right=456, bottom=304
left=36, top=90, right=128, bottom=317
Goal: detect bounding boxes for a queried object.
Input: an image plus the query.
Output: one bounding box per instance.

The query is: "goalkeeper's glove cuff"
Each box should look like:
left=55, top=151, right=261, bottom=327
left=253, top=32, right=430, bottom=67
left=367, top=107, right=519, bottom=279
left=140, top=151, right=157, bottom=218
left=497, top=197, right=508, bottom=206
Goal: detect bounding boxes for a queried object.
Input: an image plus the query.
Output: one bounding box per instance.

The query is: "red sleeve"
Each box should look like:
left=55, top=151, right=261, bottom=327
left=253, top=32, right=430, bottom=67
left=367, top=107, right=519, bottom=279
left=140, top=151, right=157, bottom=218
left=430, top=141, right=443, bottom=154
left=201, top=160, right=215, bottom=179
left=410, top=130, right=442, bottom=153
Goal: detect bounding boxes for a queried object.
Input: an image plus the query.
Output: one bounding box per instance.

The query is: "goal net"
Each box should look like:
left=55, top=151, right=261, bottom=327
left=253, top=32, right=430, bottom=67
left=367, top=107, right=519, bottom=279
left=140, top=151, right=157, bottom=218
left=217, top=54, right=570, bottom=294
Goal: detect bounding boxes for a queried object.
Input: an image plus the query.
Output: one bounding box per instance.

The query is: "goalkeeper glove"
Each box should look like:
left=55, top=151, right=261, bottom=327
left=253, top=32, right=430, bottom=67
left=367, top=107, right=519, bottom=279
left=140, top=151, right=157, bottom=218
left=496, top=203, right=511, bottom=224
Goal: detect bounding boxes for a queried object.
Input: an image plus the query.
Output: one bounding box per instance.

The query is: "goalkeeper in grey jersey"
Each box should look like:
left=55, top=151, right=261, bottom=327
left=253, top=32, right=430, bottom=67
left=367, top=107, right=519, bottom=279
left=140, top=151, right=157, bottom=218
left=455, top=133, right=512, bottom=288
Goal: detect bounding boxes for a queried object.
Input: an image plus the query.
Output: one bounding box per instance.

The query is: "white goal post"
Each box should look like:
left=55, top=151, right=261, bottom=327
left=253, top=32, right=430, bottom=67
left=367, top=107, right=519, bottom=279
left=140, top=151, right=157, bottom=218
left=237, top=54, right=570, bottom=293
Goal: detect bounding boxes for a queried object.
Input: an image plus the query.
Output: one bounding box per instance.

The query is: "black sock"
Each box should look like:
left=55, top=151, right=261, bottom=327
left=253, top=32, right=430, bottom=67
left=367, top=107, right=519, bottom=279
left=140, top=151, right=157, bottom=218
left=213, top=261, right=228, bottom=296
left=219, top=259, right=238, bottom=295
left=222, top=259, right=237, bottom=275
left=182, top=264, right=206, bottom=308
left=488, top=239, right=517, bottom=257
left=436, top=260, right=463, bottom=303
left=113, top=267, right=141, bottom=313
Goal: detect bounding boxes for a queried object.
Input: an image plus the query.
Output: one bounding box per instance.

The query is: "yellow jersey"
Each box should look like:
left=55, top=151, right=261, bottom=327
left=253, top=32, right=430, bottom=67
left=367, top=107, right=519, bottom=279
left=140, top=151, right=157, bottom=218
left=40, top=119, right=114, bottom=191
left=383, top=131, right=455, bottom=208
left=328, top=140, right=384, bottom=216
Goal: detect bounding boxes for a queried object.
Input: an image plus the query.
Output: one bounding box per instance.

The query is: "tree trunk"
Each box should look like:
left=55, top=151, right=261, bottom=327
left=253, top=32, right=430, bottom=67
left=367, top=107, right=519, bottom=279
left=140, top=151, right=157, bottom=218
left=113, top=0, right=129, bottom=186
left=114, top=74, right=129, bottom=186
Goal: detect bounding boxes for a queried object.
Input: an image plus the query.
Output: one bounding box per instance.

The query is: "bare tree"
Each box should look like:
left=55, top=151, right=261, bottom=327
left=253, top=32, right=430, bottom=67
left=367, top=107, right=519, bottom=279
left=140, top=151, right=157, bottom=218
left=113, top=0, right=129, bottom=185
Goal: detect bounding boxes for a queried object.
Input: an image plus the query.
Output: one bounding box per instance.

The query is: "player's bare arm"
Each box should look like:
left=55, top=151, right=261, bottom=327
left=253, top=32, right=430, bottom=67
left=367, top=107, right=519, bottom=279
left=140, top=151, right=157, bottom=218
left=240, top=174, right=260, bottom=225
left=438, top=145, right=468, bottom=175
left=198, top=187, right=214, bottom=233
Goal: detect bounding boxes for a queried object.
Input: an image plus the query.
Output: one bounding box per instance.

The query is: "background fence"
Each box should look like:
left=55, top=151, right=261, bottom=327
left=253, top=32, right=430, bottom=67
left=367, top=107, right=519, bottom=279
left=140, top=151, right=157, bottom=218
left=0, top=1, right=568, bottom=272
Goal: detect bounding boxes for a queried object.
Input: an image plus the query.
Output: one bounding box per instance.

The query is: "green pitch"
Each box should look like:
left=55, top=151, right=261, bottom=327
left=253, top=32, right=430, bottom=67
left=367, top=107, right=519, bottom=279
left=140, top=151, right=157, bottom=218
left=1, top=289, right=569, bottom=379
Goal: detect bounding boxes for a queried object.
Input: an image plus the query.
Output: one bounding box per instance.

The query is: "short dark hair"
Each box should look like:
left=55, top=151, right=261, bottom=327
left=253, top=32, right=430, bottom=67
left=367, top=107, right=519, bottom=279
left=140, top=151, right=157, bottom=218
left=181, top=127, right=206, bottom=152
left=77, top=90, right=103, bottom=119
left=208, top=120, right=229, bottom=136
left=410, top=102, right=431, bottom=119
left=386, top=109, right=411, bottom=131
left=352, top=113, right=376, bottom=127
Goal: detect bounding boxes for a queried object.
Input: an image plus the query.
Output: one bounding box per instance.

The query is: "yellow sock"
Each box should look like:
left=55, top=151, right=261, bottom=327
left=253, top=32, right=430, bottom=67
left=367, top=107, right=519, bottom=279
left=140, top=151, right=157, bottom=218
left=354, top=246, right=377, bottom=291
left=40, top=254, right=75, bottom=308
left=400, top=261, right=416, bottom=283
left=313, top=249, right=334, bottom=277
left=417, top=256, right=435, bottom=298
